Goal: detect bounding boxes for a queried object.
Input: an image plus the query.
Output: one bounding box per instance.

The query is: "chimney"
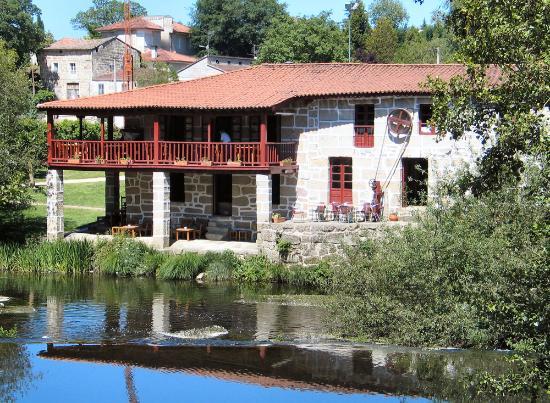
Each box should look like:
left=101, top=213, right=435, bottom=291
left=151, top=46, right=158, bottom=59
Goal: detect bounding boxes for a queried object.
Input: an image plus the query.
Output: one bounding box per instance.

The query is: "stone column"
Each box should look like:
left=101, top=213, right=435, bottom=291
left=256, top=174, right=272, bottom=224
left=152, top=171, right=170, bottom=248
left=105, top=170, right=120, bottom=217
left=46, top=169, right=64, bottom=240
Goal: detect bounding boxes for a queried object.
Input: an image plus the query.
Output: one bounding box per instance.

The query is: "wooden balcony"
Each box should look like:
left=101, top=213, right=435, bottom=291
left=49, top=140, right=298, bottom=171
left=354, top=125, right=374, bottom=148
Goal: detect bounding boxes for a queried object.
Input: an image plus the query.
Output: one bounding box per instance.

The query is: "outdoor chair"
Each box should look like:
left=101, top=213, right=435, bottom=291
left=338, top=205, right=353, bottom=223
left=139, top=220, right=152, bottom=237
left=312, top=204, right=327, bottom=221
left=330, top=202, right=340, bottom=221
left=194, top=218, right=209, bottom=239
left=360, top=202, right=372, bottom=222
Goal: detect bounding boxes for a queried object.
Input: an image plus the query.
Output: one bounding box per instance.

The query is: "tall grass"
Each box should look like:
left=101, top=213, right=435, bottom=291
left=0, top=240, right=94, bottom=274
left=157, top=252, right=206, bottom=280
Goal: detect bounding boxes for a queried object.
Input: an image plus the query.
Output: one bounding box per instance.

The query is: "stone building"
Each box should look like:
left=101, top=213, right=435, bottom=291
left=39, top=37, right=140, bottom=100
left=38, top=63, right=491, bottom=248
left=178, top=55, right=254, bottom=81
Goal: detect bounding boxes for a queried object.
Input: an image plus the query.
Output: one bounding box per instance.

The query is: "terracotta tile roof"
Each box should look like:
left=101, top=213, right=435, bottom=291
left=142, top=49, right=197, bottom=63
left=172, top=22, right=191, bottom=34
left=44, top=37, right=114, bottom=51
left=38, top=63, right=493, bottom=112
left=93, top=70, right=125, bottom=81
left=97, top=17, right=163, bottom=32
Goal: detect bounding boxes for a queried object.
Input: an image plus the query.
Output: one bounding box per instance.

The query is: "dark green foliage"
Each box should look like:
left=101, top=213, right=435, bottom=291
left=71, top=0, right=147, bottom=38
left=329, top=165, right=549, bottom=397
left=0, top=0, right=46, bottom=64
left=0, top=240, right=95, bottom=274
left=157, top=252, right=206, bottom=280
left=134, top=62, right=178, bottom=88
left=32, top=89, right=56, bottom=105
left=55, top=119, right=121, bottom=141
left=347, top=0, right=371, bottom=61
left=284, top=261, right=333, bottom=289
left=364, top=17, right=398, bottom=63
left=191, top=0, right=287, bottom=57
left=203, top=250, right=239, bottom=282
left=368, top=0, right=409, bottom=29
left=94, top=237, right=162, bottom=277
left=257, top=13, right=347, bottom=63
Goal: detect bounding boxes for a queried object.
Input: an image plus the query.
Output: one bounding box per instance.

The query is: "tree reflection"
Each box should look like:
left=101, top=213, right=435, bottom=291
left=0, top=343, right=33, bottom=403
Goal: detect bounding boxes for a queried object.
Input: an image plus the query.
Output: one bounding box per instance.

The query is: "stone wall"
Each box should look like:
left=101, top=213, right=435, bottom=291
left=125, top=172, right=296, bottom=234
left=257, top=221, right=403, bottom=264
left=277, top=96, right=480, bottom=216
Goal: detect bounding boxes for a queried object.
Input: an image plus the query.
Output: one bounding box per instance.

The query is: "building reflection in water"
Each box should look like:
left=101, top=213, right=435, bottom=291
left=46, top=296, right=64, bottom=340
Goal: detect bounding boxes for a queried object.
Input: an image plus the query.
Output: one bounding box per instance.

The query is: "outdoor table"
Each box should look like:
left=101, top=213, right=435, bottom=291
left=111, top=225, right=139, bottom=238
left=175, top=227, right=199, bottom=241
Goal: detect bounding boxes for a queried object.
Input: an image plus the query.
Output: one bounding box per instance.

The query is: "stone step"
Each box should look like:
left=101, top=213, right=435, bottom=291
left=205, top=223, right=230, bottom=241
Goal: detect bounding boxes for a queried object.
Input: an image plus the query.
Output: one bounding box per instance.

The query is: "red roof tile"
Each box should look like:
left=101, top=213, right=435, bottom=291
left=38, top=63, right=493, bottom=112
left=142, top=49, right=197, bottom=63
left=97, top=17, right=163, bottom=32
left=172, top=22, right=191, bottom=34
left=44, top=37, right=115, bottom=50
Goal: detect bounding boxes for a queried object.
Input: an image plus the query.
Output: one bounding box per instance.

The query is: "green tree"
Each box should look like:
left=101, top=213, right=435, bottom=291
left=348, top=0, right=371, bottom=62
left=0, top=40, right=32, bottom=209
left=364, top=17, right=398, bottom=63
left=428, top=0, right=550, bottom=194
left=0, top=0, right=46, bottom=65
left=368, top=0, right=409, bottom=30
left=71, top=0, right=147, bottom=38
left=190, top=0, right=287, bottom=57
left=257, top=13, right=347, bottom=63
left=394, top=24, right=456, bottom=64
left=135, top=62, right=178, bottom=88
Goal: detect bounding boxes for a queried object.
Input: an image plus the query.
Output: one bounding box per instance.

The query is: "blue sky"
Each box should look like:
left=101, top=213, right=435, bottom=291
left=34, top=0, right=445, bottom=40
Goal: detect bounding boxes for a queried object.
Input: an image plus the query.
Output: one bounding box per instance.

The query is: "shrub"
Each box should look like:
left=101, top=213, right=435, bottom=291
left=93, top=237, right=161, bottom=277
left=283, top=261, right=334, bottom=289
left=204, top=251, right=239, bottom=282
left=157, top=252, right=206, bottom=280
left=233, top=255, right=283, bottom=283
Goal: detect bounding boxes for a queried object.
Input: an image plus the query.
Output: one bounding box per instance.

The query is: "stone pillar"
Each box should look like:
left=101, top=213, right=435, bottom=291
left=256, top=174, right=272, bottom=223
left=46, top=169, right=64, bottom=240
left=152, top=171, right=170, bottom=248
left=105, top=170, right=120, bottom=216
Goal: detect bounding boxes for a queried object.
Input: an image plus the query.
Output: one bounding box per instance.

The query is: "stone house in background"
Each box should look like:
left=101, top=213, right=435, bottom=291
left=39, top=37, right=141, bottom=100
left=39, top=63, right=491, bottom=249
left=178, top=55, right=254, bottom=81
left=97, top=16, right=196, bottom=71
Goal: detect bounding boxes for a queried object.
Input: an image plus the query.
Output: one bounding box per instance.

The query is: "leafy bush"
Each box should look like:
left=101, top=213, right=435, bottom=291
left=94, top=237, right=161, bottom=277
left=283, top=261, right=334, bottom=289
left=204, top=251, right=239, bottom=282
left=233, top=255, right=282, bottom=283
left=157, top=252, right=206, bottom=280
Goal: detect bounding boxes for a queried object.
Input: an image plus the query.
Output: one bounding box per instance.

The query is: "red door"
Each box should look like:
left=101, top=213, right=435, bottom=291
left=329, top=158, right=353, bottom=204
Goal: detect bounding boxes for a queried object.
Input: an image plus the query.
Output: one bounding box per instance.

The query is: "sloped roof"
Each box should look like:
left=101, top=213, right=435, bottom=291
left=172, top=22, right=192, bottom=34
left=38, top=63, right=488, bottom=112
left=142, top=49, right=197, bottom=63
left=97, top=17, right=163, bottom=32
left=44, top=37, right=115, bottom=51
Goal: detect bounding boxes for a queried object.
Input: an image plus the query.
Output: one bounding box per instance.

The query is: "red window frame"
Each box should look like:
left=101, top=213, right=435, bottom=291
left=329, top=157, right=353, bottom=204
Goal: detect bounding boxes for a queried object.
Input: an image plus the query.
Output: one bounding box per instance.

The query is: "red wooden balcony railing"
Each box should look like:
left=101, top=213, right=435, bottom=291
left=354, top=125, right=374, bottom=148
left=49, top=140, right=297, bottom=169
left=419, top=121, right=436, bottom=135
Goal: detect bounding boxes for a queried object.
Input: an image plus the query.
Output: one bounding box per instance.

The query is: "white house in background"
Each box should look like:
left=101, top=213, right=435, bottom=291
left=177, top=55, right=253, bottom=81
left=39, top=37, right=140, bottom=101
left=96, top=16, right=193, bottom=56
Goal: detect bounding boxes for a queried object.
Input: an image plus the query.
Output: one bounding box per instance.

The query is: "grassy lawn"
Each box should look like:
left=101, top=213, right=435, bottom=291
left=63, top=170, right=106, bottom=180
left=24, top=205, right=102, bottom=232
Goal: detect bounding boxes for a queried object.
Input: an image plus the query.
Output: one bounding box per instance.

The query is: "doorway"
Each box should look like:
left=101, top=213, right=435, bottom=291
left=329, top=157, right=353, bottom=204
left=402, top=158, right=428, bottom=206
left=213, top=174, right=232, bottom=216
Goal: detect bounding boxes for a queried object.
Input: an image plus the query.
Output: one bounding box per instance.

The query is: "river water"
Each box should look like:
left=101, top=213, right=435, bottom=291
left=0, top=274, right=511, bottom=402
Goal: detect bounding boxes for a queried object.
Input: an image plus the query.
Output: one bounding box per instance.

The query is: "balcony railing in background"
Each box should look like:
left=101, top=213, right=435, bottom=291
left=354, top=125, right=374, bottom=148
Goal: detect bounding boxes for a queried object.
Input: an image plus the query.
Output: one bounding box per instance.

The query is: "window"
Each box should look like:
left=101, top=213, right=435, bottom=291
left=402, top=158, right=428, bottom=206
left=354, top=105, right=375, bottom=148
left=419, top=104, right=435, bottom=134
left=69, top=63, right=76, bottom=74
left=52, top=62, right=58, bottom=73
left=170, top=173, right=186, bottom=203
left=98, top=83, right=105, bottom=95
left=66, top=83, right=79, bottom=99
left=272, top=174, right=281, bottom=205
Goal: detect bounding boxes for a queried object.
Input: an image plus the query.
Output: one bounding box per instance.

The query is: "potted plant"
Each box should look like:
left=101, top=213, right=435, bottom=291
left=174, top=158, right=188, bottom=166
left=68, top=152, right=81, bottom=164
left=227, top=154, right=242, bottom=167
left=280, top=158, right=293, bottom=167
left=272, top=213, right=286, bottom=223
left=119, top=156, right=132, bottom=165
left=388, top=212, right=399, bottom=222
left=95, top=155, right=105, bottom=164
left=200, top=157, right=212, bottom=166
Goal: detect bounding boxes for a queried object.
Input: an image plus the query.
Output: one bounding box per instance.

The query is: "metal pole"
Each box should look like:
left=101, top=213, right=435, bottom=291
left=348, top=13, right=352, bottom=62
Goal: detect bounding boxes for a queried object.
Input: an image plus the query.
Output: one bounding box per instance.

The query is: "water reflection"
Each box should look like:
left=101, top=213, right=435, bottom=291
left=0, top=275, right=325, bottom=344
